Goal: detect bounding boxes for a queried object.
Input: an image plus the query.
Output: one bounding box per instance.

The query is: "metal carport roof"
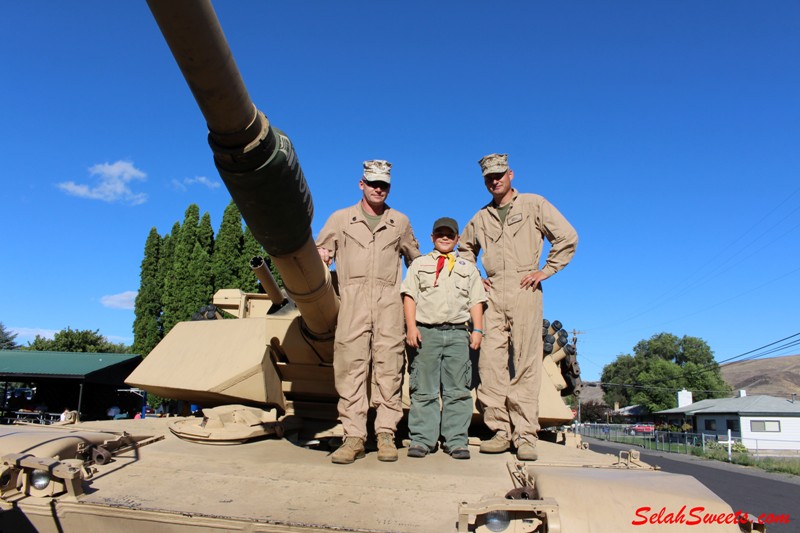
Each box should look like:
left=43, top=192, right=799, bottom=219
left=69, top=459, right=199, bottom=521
left=0, top=350, right=141, bottom=384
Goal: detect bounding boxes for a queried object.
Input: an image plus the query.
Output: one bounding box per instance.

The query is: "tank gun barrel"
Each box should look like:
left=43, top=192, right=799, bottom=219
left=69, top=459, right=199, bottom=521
left=147, top=0, right=338, bottom=357
left=250, top=256, right=284, bottom=306
left=147, top=0, right=257, bottom=147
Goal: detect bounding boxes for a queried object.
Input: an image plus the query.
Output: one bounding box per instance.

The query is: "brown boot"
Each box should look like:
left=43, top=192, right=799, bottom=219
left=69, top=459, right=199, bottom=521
left=516, top=441, right=538, bottom=461
left=479, top=433, right=511, bottom=454
left=376, top=432, right=398, bottom=462
left=331, top=437, right=365, bottom=464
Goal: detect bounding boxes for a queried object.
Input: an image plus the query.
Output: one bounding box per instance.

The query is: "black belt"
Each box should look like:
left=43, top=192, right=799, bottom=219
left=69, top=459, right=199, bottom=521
left=417, top=322, right=468, bottom=331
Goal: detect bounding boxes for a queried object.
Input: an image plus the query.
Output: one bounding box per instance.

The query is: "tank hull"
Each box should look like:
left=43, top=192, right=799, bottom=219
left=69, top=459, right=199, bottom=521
left=0, top=420, right=742, bottom=533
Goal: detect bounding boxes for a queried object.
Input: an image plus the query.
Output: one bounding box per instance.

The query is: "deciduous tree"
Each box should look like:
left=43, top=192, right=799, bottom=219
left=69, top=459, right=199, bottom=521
left=601, top=333, right=731, bottom=412
left=22, top=327, right=130, bottom=353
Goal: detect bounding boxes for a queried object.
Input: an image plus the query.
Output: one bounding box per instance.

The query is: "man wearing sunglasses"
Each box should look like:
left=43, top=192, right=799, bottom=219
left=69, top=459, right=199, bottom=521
left=317, top=160, right=420, bottom=464
left=459, top=153, right=578, bottom=462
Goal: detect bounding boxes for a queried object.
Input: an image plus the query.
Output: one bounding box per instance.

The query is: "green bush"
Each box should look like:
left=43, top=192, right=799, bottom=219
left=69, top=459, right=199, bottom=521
left=696, top=446, right=800, bottom=475
left=705, top=440, right=748, bottom=453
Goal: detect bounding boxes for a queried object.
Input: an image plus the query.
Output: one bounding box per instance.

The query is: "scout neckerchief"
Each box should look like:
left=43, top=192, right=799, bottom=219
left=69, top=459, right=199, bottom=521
left=431, top=251, right=456, bottom=287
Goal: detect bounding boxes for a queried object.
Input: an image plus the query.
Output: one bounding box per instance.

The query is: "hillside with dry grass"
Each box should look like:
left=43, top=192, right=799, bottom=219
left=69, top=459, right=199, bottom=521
left=720, top=354, right=800, bottom=399
left=578, top=354, right=800, bottom=407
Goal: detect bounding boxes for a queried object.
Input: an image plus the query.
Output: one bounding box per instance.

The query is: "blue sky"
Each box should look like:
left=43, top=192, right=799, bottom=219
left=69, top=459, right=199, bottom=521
left=2, top=1, right=798, bottom=383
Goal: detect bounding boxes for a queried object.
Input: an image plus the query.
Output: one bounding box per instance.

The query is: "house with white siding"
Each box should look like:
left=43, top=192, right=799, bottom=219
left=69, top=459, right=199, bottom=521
left=658, top=391, right=800, bottom=452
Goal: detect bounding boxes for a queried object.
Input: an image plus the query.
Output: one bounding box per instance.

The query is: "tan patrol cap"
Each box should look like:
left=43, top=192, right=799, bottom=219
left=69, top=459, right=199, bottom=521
left=478, top=153, right=509, bottom=177
left=363, top=159, right=392, bottom=183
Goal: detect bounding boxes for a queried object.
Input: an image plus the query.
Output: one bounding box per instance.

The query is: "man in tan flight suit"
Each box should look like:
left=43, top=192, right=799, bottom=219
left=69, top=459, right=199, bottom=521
left=459, top=153, right=577, bottom=461
left=317, top=160, right=420, bottom=464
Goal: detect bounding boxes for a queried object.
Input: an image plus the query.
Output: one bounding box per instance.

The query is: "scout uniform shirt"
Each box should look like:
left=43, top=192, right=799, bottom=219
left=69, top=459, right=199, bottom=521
left=401, top=251, right=486, bottom=324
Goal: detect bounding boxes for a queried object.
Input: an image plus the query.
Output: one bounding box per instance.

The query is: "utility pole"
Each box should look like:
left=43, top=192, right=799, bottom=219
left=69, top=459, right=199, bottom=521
left=570, top=329, right=586, bottom=346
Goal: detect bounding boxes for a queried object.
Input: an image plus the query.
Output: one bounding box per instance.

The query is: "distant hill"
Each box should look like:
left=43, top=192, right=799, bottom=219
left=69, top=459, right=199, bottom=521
left=577, top=354, right=800, bottom=407
left=578, top=382, right=605, bottom=404
left=720, top=354, right=800, bottom=399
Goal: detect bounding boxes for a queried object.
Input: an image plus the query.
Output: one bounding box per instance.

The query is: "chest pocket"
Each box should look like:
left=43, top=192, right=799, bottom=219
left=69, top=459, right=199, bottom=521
left=375, top=229, right=402, bottom=284
left=509, top=213, right=541, bottom=272
left=452, top=268, right=471, bottom=298
left=417, top=264, right=438, bottom=292
left=339, top=227, right=370, bottom=280
left=479, top=225, right=502, bottom=277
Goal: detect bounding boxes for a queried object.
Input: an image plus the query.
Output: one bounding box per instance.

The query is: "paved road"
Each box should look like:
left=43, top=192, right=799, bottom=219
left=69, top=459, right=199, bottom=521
left=585, top=437, right=799, bottom=532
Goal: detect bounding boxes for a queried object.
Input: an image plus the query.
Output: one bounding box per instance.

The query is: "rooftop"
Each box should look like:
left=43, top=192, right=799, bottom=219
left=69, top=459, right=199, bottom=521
left=658, top=395, right=800, bottom=417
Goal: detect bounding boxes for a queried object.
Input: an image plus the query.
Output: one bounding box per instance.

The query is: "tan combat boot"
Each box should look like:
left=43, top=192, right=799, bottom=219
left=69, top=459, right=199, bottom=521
left=479, top=433, right=511, bottom=454
left=376, top=432, right=398, bottom=462
left=331, top=437, right=365, bottom=464
left=516, top=441, right=538, bottom=461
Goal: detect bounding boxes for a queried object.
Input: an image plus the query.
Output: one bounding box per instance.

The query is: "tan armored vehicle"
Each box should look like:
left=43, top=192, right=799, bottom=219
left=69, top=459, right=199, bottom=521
left=0, top=1, right=760, bottom=531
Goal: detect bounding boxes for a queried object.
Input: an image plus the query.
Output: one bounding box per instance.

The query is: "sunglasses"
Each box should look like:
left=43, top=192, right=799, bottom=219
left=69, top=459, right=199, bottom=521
left=362, top=179, right=390, bottom=190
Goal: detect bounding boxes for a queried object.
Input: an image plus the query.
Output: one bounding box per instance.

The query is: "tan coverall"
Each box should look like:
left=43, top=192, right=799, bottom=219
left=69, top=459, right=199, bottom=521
left=316, top=203, right=420, bottom=440
left=459, top=190, right=577, bottom=446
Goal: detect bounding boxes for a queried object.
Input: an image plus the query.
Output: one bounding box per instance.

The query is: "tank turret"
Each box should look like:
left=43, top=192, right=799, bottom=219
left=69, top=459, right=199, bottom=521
left=127, top=0, right=576, bottom=433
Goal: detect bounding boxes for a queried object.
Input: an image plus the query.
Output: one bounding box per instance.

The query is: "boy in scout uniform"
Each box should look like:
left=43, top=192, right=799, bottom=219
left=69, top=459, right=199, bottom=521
left=459, top=153, right=577, bottom=461
left=401, top=217, right=486, bottom=459
left=316, top=160, right=420, bottom=464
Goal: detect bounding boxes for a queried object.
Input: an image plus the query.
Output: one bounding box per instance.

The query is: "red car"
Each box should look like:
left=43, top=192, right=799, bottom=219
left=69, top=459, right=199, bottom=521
left=630, top=423, right=655, bottom=435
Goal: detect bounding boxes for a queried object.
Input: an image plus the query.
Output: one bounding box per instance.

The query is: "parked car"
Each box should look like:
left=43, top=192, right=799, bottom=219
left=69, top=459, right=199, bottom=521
left=630, top=423, right=655, bottom=435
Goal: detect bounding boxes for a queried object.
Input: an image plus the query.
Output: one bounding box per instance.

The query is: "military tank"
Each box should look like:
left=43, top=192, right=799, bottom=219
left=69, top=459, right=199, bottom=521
left=0, top=1, right=761, bottom=531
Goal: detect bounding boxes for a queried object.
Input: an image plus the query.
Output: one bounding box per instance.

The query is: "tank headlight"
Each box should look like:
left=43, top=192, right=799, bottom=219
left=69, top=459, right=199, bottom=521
left=30, top=469, right=52, bottom=490
left=485, top=510, right=511, bottom=532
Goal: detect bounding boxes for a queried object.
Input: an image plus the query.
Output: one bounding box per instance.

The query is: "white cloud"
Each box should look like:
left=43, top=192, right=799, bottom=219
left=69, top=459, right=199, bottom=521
left=58, top=160, right=147, bottom=205
left=105, top=334, right=133, bottom=344
left=10, top=327, right=59, bottom=344
left=185, top=176, right=220, bottom=189
left=100, top=291, right=137, bottom=310
left=171, top=175, right=221, bottom=191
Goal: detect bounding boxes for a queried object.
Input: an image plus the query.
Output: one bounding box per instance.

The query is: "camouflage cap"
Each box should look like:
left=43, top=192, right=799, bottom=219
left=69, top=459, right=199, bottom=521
left=363, top=159, right=392, bottom=184
left=478, top=153, right=509, bottom=177
left=432, top=217, right=459, bottom=235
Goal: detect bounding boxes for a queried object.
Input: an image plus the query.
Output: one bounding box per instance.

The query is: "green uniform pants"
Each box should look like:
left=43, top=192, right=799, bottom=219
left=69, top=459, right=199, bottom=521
left=408, top=326, right=473, bottom=450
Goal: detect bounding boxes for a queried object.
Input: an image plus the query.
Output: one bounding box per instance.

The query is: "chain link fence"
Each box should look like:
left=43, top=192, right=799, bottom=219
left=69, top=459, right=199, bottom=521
left=576, top=423, right=800, bottom=458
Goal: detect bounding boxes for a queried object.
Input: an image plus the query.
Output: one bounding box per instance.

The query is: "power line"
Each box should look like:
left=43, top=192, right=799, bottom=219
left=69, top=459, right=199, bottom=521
left=597, top=331, right=800, bottom=395
left=596, top=381, right=731, bottom=395
left=716, top=332, right=800, bottom=365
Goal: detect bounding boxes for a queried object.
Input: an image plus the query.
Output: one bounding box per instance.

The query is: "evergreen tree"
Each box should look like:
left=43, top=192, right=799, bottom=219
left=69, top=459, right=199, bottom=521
left=0, top=322, right=19, bottom=350
left=198, top=211, right=215, bottom=257
left=212, top=201, right=245, bottom=292
left=188, top=242, right=214, bottom=316
left=164, top=205, right=201, bottom=332
left=132, top=228, right=163, bottom=356
left=158, top=222, right=180, bottom=335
